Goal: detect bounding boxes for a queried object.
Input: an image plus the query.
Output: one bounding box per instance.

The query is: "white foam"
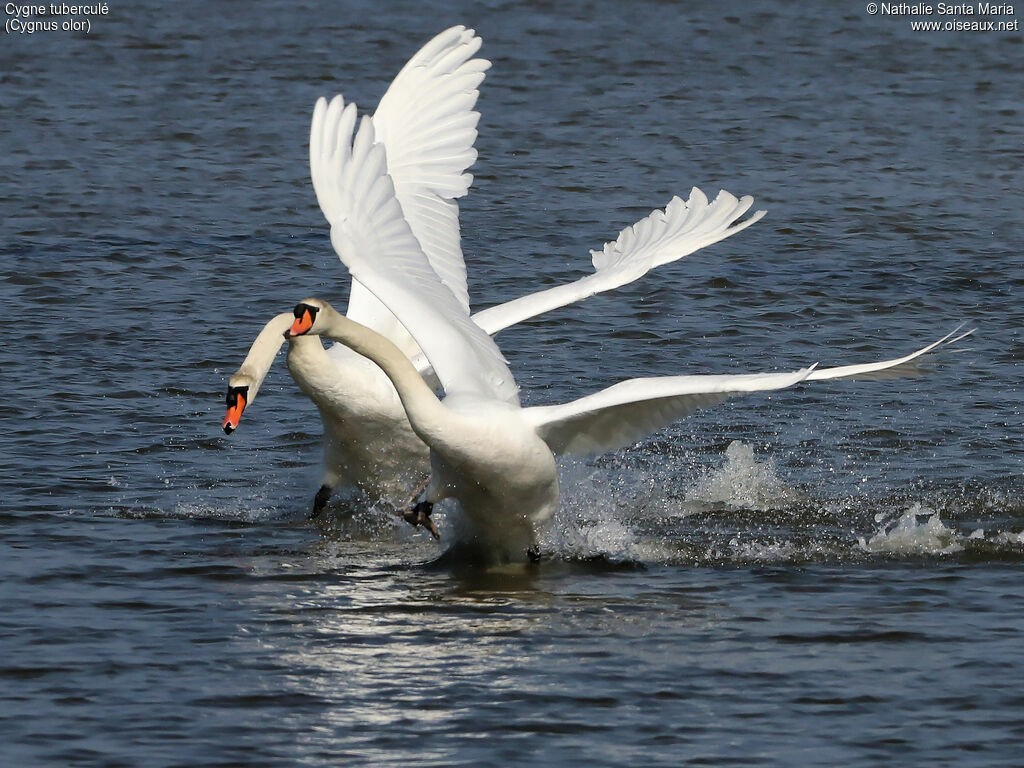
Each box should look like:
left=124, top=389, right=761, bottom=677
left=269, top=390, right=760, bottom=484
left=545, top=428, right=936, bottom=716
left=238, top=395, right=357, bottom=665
left=858, top=503, right=963, bottom=555
left=686, top=441, right=802, bottom=511
left=726, top=535, right=801, bottom=563
left=170, top=500, right=278, bottom=524
left=994, top=530, right=1024, bottom=545
left=539, top=460, right=676, bottom=561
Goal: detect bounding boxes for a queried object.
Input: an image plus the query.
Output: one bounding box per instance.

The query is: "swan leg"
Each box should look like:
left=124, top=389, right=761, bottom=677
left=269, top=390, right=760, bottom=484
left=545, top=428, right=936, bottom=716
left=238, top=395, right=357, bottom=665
left=309, top=484, right=333, bottom=519
left=401, top=500, right=439, bottom=540
left=401, top=476, right=430, bottom=510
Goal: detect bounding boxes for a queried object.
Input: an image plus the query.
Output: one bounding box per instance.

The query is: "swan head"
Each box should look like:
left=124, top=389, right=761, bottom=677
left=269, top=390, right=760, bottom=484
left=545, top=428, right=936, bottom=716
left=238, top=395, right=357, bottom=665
left=222, top=379, right=250, bottom=435
left=284, top=298, right=327, bottom=339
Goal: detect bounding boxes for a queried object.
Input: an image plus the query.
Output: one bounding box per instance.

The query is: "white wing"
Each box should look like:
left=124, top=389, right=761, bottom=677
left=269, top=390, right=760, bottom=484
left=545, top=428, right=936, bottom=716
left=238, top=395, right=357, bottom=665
left=310, top=95, right=519, bottom=404
left=471, top=188, right=766, bottom=335
left=374, top=24, right=488, bottom=308
left=525, top=367, right=815, bottom=456
left=806, top=326, right=974, bottom=381
left=524, top=325, right=974, bottom=456
left=342, top=27, right=487, bottom=350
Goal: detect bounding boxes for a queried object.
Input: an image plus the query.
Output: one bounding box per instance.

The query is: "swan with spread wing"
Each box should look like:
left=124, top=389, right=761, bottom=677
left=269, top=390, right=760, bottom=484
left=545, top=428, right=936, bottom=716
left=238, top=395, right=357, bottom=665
left=284, top=92, right=971, bottom=562
left=222, top=26, right=766, bottom=516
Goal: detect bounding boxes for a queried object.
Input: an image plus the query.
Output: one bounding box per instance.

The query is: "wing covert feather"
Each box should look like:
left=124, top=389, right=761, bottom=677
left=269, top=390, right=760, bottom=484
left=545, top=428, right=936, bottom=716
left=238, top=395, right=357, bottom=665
left=525, top=368, right=814, bottom=456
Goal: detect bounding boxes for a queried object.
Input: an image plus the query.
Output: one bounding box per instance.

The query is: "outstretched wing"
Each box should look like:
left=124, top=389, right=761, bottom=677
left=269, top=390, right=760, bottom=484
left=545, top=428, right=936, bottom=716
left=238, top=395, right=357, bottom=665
left=471, top=188, right=765, bottom=334
left=525, top=367, right=814, bottom=457
left=310, top=95, right=518, bottom=404
left=524, top=324, right=975, bottom=457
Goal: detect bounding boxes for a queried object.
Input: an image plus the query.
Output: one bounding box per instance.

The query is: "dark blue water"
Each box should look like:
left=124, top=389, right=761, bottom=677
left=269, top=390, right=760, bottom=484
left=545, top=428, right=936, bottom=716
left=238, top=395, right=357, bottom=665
left=2, top=1, right=1022, bottom=765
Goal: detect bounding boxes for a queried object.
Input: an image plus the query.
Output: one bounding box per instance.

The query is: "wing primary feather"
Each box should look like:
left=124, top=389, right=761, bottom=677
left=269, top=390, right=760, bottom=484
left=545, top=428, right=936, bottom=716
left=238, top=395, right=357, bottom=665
left=471, top=187, right=766, bottom=336
left=806, top=325, right=975, bottom=381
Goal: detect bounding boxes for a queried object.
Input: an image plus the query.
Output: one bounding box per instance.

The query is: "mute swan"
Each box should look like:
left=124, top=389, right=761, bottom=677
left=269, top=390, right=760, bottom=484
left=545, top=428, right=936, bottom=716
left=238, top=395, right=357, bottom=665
left=287, top=295, right=967, bottom=563
left=224, top=26, right=765, bottom=516
left=283, top=99, right=972, bottom=563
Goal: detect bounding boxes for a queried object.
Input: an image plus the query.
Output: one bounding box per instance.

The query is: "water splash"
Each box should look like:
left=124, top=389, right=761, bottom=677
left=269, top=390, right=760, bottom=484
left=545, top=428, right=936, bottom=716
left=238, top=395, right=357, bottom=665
left=721, top=536, right=803, bottom=563
left=994, top=531, right=1024, bottom=545
left=545, top=483, right=643, bottom=562
left=543, top=504, right=643, bottom=562
left=539, top=460, right=677, bottom=562
left=171, top=444, right=1024, bottom=568
left=686, top=441, right=802, bottom=511
left=167, top=500, right=280, bottom=524
left=858, top=503, right=963, bottom=555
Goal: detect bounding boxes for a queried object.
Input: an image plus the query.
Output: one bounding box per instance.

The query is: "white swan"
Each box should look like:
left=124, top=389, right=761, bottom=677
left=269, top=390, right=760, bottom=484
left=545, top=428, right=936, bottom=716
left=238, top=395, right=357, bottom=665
left=223, top=26, right=765, bottom=516
left=284, top=96, right=972, bottom=563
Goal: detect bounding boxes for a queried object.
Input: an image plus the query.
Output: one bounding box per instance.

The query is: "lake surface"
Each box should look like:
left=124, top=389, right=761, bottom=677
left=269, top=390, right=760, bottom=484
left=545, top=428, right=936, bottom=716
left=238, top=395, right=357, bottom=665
left=1, top=1, right=1022, bottom=765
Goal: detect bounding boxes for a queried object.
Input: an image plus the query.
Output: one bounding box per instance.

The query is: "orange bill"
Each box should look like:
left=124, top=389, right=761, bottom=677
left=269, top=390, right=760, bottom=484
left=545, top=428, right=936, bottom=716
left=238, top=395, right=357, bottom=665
left=289, top=307, right=314, bottom=337
left=222, top=391, right=246, bottom=434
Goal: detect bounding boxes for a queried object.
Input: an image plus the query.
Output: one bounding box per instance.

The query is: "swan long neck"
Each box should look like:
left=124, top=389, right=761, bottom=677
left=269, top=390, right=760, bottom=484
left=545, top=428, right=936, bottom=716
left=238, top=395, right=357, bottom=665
left=317, top=305, right=448, bottom=439
left=231, top=313, right=296, bottom=400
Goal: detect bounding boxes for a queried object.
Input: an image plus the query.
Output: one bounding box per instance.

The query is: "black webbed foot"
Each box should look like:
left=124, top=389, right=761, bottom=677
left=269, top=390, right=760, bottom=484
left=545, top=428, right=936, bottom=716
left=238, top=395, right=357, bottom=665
left=309, top=484, right=333, bottom=519
left=401, top=500, right=439, bottom=539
